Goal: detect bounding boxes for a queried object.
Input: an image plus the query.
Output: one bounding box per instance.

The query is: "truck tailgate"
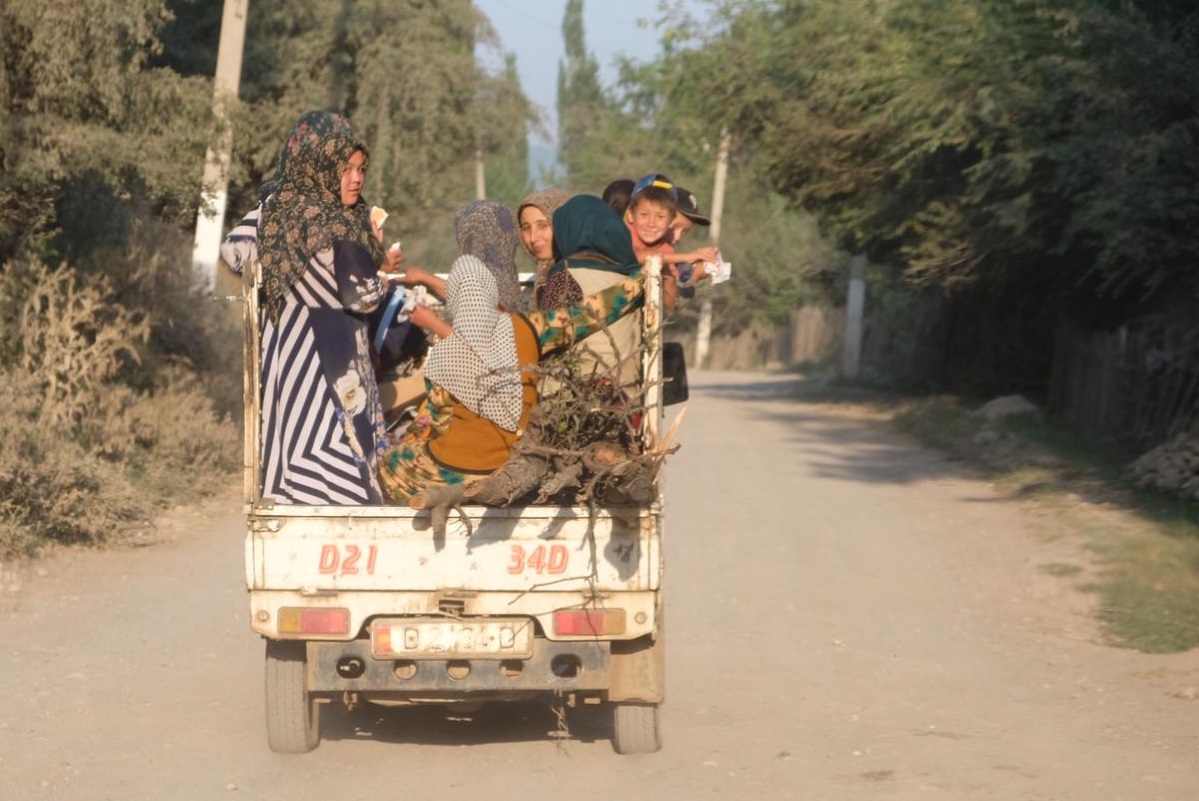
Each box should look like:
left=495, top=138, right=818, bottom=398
left=245, top=505, right=661, bottom=594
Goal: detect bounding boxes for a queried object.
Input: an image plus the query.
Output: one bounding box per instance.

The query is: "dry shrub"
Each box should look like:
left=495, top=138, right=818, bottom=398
left=0, top=256, right=242, bottom=556
left=92, top=365, right=242, bottom=502
left=19, top=261, right=150, bottom=429
left=0, top=372, right=148, bottom=556
left=97, top=219, right=244, bottom=417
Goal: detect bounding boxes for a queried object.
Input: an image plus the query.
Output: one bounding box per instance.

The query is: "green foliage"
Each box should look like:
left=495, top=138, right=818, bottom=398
left=557, top=0, right=609, bottom=185
left=0, top=0, right=215, bottom=262
left=689, top=184, right=838, bottom=332
left=670, top=0, right=1199, bottom=302
left=549, top=3, right=835, bottom=331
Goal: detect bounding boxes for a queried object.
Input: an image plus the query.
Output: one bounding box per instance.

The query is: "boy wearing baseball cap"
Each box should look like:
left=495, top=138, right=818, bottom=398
left=624, top=174, right=719, bottom=272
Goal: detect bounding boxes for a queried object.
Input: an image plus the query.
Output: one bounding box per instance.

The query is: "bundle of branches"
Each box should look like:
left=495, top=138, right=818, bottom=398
left=410, top=343, right=679, bottom=535
left=492, top=348, right=649, bottom=506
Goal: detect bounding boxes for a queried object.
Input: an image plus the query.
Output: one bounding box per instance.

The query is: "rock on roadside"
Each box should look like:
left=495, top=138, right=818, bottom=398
left=1128, top=432, right=1199, bottom=500
left=974, top=394, right=1043, bottom=424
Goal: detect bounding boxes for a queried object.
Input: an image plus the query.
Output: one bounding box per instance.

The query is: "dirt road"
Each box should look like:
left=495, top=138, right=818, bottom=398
left=2, top=371, right=1197, bottom=800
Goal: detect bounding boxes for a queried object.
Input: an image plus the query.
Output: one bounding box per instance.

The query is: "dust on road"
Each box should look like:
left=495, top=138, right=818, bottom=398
left=1, top=371, right=1196, bottom=801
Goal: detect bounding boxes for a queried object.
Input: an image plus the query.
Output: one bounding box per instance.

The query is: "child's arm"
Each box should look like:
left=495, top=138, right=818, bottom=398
left=663, top=246, right=719, bottom=266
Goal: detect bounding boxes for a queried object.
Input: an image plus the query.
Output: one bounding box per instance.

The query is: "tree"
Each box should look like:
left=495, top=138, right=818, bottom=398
left=670, top=0, right=1199, bottom=304
left=0, top=0, right=214, bottom=263
left=556, top=0, right=609, bottom=186
left=475, top=53, right=536, bottom=205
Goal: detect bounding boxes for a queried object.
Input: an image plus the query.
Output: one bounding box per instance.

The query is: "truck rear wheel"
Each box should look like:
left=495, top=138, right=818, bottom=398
left=612, top=702, right=661, bottom=754
left=265, top=640, right=320, bottom=753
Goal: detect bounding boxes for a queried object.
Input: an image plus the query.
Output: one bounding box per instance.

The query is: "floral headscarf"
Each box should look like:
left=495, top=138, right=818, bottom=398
left=423, top=257, right=522, bottom=431
left=257, top=111, right=386, bottom=316
left=258, top=110, right=354, bottom=204
left=455, top=200, right=523, bottom=313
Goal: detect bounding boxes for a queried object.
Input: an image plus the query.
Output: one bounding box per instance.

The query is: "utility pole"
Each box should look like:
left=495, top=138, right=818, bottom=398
left=192, top=0, right=249, bottom=294
left=842, top=254, right=867, bottom=378
left=474, top=142, right=487, bottom=200
left=695, top=127, right=731, bottom=370
left=709, top=128, right=731, bottom=244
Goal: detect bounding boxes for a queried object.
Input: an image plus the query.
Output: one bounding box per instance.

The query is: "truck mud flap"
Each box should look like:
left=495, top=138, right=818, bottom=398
left=309, top=639, right=611, bottom=693
left=609, top=632, right=665, bottom=704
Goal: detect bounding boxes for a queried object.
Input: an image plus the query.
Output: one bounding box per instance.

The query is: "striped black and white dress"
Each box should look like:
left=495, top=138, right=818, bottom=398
left=223, top=205, right=387, bottom=504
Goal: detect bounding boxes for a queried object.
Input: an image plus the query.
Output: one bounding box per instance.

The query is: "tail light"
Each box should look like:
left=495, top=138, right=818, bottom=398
left=553, top=608, right=626, bottom=637
left=277, top=607, right=350, bottom=635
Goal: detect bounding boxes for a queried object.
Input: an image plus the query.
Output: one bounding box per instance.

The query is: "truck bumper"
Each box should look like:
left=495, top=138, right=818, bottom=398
left=308, top=637, right=611, bottom=693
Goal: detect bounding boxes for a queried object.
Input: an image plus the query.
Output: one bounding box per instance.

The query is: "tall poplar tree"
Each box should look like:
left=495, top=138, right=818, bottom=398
left=476, top=53, right=535, bottom=204
left=556, top=0, right=607, bottom=185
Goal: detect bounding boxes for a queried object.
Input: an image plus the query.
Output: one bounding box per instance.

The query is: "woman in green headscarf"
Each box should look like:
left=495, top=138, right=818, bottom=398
left=544, top=194, right=647, bottom=389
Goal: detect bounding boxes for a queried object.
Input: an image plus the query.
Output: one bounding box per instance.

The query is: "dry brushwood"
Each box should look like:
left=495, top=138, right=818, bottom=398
left=465, top=445, right=553, bottom=506
left=406, top=318, right=683, bottom=538
left=408, top=483, right=470, bottom=542
left=518, top=344, right=651, bottom=505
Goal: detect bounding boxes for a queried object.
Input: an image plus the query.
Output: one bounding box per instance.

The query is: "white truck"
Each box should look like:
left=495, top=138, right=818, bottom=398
left=240, top=260, right=677, bottom=754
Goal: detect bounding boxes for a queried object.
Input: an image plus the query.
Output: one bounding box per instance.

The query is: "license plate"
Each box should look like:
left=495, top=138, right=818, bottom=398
left=371, top=617, right=534, bottom=659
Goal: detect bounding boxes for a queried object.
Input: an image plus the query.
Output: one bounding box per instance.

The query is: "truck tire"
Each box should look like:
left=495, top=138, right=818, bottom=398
left=612, top=702, right=661, bottom=754
left=264, top=640, right=320, bottom=753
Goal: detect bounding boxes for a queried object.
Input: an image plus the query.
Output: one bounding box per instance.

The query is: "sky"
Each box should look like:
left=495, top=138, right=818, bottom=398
left=473, top=0, right=690, bottom=147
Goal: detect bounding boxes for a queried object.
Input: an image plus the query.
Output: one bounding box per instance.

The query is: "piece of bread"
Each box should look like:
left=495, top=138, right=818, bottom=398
left=370, top=206, right=388, bottom=230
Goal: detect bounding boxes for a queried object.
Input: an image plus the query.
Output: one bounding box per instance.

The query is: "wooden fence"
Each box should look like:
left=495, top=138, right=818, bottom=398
left=673, top=306, right=845, bottom=371
left=1049, top=318, right=1199, bottom=445
left=678, top=296, right=1198, bottom=448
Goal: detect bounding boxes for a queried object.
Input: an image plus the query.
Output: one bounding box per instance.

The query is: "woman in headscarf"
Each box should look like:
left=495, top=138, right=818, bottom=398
left=545, top=194, right=646, bottom=389
left=253, top=111, right=391, bottom=504
left=221, top=111, right=357, bottom=276
left=378, top=201, right=646, bottom=505
left=456, top=200, right=523, bottom=313
left=515, top=187, right=571, bottom=310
